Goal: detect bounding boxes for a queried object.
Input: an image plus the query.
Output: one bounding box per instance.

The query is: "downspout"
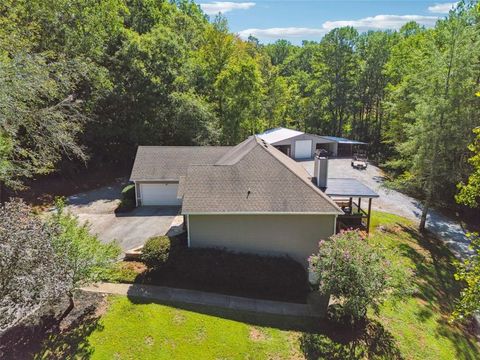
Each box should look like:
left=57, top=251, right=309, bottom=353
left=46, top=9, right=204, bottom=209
left=186, top=214, right=191, bottom=247
left=134, top=181, right=138, bottom=207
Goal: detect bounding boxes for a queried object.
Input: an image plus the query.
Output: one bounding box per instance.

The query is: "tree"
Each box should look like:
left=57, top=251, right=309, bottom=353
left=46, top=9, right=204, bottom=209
left=215, top=56, right=264, bottom=144
left=263, top=71, right=290, bottom=129
left=308, top=27, right=359, bottom=136
left=0, top=200, right=67, bottom=332
left=453, top=127, right=480, bottom=320
left=453, top=233, right=480, bottom=319
left=309, top=230, right=411, bottom=323
left=0, top=54, right=88, bottom=200
left=381, top=5, right=480, bottom=231
left=265, top=39, right=295, bottom=66
left=353, top=30, right=397, bottom=156
left=456, top=127, right=480, bottom=208
left=50, top=199, right=120, bottom=320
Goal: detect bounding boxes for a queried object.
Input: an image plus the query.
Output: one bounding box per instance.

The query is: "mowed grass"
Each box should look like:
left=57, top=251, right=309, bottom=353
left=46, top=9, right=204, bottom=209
left=86, top=296, right=303, bottom=360
left=46, top=211, right=478, bottom=359
left=368, top=211, right=479, bottom=360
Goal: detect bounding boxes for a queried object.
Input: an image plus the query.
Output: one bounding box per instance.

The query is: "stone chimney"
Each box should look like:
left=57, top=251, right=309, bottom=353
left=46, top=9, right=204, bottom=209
left=314, top=154, right=328, bottom=189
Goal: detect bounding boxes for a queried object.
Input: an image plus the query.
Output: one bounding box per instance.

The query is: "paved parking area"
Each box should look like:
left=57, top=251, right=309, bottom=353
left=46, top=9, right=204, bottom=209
left=300, top=158, right=471, bottom=258
left=67, top=180, right=179, bottom=251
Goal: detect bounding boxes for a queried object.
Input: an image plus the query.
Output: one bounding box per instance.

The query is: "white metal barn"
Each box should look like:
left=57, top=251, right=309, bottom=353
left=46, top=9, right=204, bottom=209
left=257, top=127, right=366, bottom=159
left=257, top=128, right=336, bottom=159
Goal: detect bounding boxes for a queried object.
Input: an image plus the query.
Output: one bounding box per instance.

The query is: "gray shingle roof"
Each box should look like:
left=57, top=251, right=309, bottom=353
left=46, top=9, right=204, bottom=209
left=181, top=136, right=343, bottom=214
left=130, top=146, right=232, bottom=181
left=325, top=178, right=379, bottom=198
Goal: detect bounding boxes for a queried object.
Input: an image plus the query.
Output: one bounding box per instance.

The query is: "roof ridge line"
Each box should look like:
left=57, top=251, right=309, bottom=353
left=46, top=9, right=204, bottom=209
left=137, top=145, right=232, bottom=148
left=256, top=139, right=342, bottom=212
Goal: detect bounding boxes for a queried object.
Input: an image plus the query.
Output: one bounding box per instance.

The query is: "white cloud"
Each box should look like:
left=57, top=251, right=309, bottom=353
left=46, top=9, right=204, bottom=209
left=238, top=27, right=327, bottom=39
left=323, top=14, right=438, bottom=31
left=238, top=14, right=439, bottom=40
left=200, top=2, right=255, bottom=15
left=428, top=2, right=458, bottom=14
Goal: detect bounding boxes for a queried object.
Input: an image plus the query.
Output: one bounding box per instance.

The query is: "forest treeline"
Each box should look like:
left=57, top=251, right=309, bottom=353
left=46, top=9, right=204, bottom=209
left=0, top=0, right=479, bottom=213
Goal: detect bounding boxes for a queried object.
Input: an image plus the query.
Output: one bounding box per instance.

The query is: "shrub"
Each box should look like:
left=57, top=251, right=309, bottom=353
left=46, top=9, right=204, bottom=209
left=172, top=248, right=308, bottom=302
left=309, top=230, right=412, bottom=324
left=103, top=261, right=146, bottom=283
left=116, top=184, right=135, bottom=213
left=141, top=236, right=175, bottom=270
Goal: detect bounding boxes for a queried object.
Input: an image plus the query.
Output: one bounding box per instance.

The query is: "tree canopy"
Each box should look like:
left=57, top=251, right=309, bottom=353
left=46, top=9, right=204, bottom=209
left=0, top=0, right=479, bottom=221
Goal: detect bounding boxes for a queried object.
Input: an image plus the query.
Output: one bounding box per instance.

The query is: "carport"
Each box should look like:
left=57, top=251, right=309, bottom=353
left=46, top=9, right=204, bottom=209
left=325, top=178, right=379, bottom=233
left=321, top=137, right=367, bottom=157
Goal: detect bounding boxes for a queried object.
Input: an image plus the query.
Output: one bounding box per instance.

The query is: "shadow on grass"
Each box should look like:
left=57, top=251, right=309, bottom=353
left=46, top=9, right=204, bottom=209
left=398, top=225, right=461, bottom=313
left=125, top=294, right=321, bottom=332
left=0, top=293, right=104, bottom=360
left=125, top=295, right=402, bottom=359
left=34, top=305, right=104, bottom=360
left=393, top=225, right=479, bottom=360
left=300, top=319, right=403, bottom=360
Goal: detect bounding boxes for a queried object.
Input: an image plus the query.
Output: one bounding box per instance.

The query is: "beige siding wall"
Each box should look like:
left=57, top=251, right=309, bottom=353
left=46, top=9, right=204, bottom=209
left=188, top=214, right=336, bottom=266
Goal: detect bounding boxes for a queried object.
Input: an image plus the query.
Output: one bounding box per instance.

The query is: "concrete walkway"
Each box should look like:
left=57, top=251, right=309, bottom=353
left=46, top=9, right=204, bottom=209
left=82, top=282, right=324, bottom=318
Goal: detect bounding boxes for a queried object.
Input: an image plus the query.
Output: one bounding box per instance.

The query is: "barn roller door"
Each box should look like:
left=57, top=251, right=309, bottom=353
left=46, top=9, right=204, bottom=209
left=294, top=140, right=312, bottom=159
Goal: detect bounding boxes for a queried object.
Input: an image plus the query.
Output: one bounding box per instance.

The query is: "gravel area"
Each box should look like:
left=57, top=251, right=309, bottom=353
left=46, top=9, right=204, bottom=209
left=301, top=158, right=472, bottom=258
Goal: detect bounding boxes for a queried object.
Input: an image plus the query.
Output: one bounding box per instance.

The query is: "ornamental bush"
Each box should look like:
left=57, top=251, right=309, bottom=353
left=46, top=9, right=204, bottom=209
left=309, top=230, right=410, bottom=324
left=116, top=184, right=135, bottom=213
left=141, top=236, right=174, bottom=270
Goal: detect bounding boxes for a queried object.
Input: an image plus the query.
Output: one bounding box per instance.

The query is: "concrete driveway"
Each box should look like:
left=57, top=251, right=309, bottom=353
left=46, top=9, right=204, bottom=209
left=67, top=180, right=180, bottom=251
left=300, top=158, right=471, bottom=258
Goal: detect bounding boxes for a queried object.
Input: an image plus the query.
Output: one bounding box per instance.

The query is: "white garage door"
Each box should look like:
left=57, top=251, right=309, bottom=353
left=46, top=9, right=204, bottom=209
left=140, top=183, right=181, bottom=206
left=294, top=140, right=312, bottom=159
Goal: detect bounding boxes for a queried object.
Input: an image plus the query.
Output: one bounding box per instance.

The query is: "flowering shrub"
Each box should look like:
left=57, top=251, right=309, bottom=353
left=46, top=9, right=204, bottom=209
left=309, top=230, right=411, bottom=323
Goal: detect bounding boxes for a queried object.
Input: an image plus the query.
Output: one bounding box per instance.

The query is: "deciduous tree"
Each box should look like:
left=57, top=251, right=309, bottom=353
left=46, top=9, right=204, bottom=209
left=0, top=200, right=67, bottom=332
left=50, top=199, right=120, bottom=320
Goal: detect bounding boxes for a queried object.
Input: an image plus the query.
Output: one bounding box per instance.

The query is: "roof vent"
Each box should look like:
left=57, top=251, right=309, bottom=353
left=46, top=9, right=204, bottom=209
left=247, top=189, right=251, bottom=198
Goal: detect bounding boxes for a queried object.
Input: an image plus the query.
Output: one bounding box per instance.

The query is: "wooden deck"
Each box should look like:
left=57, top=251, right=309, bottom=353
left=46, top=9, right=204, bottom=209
left=334, top=198, right=372, bottom=233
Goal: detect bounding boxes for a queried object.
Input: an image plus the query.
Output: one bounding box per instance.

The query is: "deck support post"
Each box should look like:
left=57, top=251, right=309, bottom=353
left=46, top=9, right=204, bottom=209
left=366, top=198, right=372, bottom=234
left=358, top=197, right=361, bottom=213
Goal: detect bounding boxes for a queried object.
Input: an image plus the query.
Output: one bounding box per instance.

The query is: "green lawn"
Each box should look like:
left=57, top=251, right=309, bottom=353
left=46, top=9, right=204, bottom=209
left=368, top=211, right=479, bottom=360
left=39, top=211, right=479, bottom=359
left=85, top=296, right=303, bottom=359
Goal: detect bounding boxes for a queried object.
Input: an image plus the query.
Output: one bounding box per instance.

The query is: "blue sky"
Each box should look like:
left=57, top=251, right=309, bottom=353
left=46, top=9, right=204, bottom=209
left=194, top=1, right=458, bottom=43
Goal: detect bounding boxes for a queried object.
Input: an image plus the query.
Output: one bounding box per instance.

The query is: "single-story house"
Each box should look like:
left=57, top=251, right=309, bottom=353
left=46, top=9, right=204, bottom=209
left=257, top=127, right=367, bottom=159
left=130, top=135, right=378, bottom=265
left=130, top=136, right=344, bottom=265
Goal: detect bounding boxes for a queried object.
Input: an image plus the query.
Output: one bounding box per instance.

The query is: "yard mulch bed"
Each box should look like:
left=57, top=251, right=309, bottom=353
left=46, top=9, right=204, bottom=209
left=110, top=235, right=310, bottom=304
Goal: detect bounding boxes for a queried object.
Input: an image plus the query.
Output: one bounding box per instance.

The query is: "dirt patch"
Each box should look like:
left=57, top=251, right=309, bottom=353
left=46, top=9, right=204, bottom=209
left=172, top=311, right=187, bottom=326
left=144, top=335, right=155, bottom=346
left=195, top=326, right=207, bottom=342
left=123, top=261, right=147, bottom=274
left=249, top=326, right=270, bottom=342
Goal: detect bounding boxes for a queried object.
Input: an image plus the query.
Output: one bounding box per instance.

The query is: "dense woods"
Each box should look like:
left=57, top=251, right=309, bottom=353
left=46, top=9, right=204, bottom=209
left=0, top=0, right=479, bottom=214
